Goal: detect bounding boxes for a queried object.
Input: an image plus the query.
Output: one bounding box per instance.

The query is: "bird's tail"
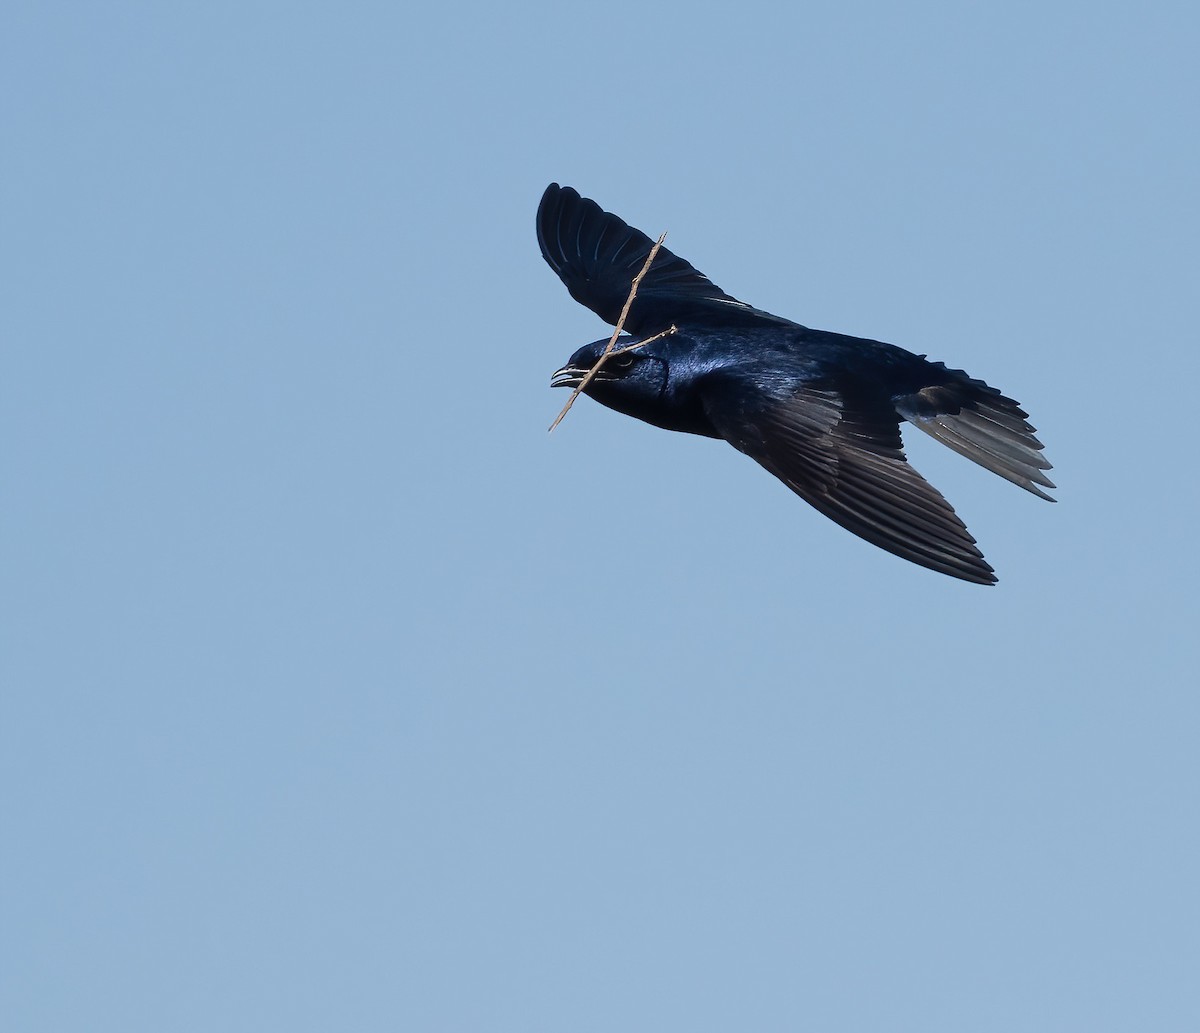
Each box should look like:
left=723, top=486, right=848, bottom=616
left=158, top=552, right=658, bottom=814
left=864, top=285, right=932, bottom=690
left=894, top=364, right=1055, bottom=500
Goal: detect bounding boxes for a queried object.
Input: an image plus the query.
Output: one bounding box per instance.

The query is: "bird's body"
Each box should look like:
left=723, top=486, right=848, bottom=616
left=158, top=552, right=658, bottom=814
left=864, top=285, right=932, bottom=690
left=539, top=184, right=1054, bottom=584
left=570, top=326, right=934, bottom=438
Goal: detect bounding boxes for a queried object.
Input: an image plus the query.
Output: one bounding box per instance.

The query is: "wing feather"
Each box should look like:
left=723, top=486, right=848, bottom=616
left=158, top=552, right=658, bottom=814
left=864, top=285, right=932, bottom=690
left=704, top=380, right=997, bottom=584
left=537, top=184, right=797, bottom=334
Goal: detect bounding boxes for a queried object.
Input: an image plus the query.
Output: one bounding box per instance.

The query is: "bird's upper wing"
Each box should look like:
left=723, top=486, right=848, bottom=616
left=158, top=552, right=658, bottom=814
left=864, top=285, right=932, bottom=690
left=701, top=374, right=997, bottom=584
left=537, top=184, right=797, bottom=334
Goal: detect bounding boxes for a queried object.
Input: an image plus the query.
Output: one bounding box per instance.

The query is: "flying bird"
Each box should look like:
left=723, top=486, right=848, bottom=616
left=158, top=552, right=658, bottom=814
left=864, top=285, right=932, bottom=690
left=539, top=183, right=1053, bottom=584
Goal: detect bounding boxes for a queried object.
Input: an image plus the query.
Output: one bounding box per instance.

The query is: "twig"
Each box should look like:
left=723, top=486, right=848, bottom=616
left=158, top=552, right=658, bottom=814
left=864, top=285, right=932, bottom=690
left=608, top=324, right=677, bottom=356
left=548, top=231, right=669, bottom=433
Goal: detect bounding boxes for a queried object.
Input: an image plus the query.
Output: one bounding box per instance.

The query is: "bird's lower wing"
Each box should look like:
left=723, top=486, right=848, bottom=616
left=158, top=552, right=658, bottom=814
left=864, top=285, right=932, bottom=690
left=703, top=379, right=997, bottom=584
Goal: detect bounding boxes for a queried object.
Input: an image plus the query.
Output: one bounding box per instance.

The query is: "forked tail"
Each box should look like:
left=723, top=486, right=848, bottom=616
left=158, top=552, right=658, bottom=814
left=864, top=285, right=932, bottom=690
left=894, top=363, right=1055, bottom=500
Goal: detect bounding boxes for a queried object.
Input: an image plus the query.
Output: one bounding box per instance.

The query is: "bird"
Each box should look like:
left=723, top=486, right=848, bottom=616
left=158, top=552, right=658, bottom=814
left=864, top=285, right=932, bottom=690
left=539, top=183, right=1053, bottom=584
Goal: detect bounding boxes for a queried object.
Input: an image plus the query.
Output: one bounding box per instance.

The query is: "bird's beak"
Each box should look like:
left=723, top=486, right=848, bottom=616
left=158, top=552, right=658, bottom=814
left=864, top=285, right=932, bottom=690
left=551, top=365, right=588, bottom=389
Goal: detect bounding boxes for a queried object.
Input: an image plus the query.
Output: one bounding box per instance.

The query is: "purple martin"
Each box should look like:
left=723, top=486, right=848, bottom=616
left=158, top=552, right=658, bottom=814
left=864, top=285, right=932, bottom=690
left=540, top=184, right=1053, bottom=584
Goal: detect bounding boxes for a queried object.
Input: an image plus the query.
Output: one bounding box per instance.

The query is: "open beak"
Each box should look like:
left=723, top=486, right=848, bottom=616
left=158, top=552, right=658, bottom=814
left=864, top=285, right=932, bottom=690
left=551, top=363, right=619, bottom=389
left=554, top=364, right=620, bottom=389
left=550, top=365, right=584, bottom=389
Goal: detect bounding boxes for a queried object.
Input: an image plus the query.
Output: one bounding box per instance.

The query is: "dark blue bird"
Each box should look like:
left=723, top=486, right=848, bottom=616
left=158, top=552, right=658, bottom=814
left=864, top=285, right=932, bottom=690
left=540, top=184, right=1054, bottom=584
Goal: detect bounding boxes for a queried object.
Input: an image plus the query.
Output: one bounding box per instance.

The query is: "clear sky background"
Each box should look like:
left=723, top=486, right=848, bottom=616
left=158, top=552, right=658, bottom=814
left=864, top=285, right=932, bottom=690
left=3, top=2, right=1198, bottom=1030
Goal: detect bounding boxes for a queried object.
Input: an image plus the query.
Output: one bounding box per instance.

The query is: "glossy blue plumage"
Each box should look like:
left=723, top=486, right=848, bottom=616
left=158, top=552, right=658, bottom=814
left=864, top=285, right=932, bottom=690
left=540, top=184, right=1053, bottom=584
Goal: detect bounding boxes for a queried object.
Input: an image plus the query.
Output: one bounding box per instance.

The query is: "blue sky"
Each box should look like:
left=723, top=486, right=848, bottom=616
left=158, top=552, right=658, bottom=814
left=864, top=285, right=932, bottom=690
left=3, top=2, right=1198, bottom=1030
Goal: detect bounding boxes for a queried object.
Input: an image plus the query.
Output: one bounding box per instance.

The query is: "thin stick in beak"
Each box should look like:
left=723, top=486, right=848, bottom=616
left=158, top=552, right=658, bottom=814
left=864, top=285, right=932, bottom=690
left=547, top=232, right=668, bottom=433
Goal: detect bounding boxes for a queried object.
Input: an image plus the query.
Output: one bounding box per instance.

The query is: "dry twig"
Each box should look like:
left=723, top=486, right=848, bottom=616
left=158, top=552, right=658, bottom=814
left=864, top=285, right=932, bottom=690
left=548, top=231, right=672, bottom=433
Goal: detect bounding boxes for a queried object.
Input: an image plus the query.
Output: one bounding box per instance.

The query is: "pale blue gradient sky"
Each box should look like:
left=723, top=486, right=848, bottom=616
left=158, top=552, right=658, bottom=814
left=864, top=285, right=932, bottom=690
left=3, top=3, right=1198, bottom=1030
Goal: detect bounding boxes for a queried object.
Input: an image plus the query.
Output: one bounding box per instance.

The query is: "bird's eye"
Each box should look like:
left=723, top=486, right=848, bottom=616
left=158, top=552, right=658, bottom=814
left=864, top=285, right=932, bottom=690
left=610, top=352, right=636, bottom=370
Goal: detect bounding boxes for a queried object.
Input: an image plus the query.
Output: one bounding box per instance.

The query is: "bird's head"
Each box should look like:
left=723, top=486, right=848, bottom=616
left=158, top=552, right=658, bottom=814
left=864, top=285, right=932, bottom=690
left=550, top=336, right=669, bottom=414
